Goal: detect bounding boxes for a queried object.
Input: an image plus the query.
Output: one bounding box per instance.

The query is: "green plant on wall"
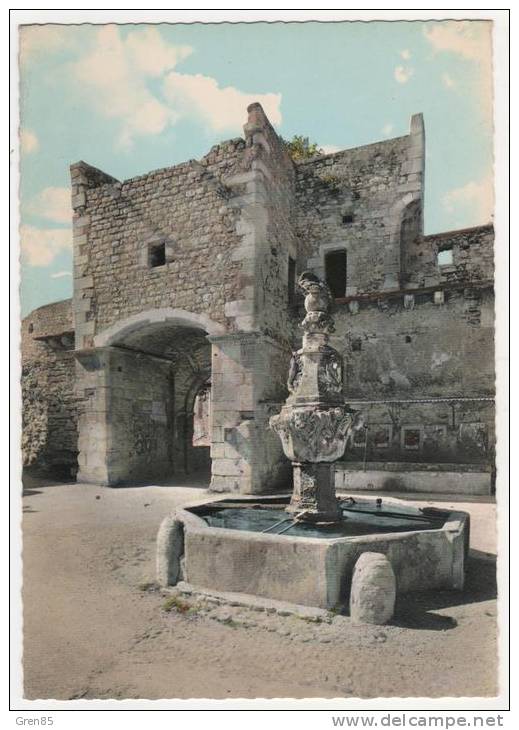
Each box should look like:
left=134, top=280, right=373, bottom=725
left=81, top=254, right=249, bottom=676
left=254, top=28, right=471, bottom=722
left=282, top=135, right=325, bottom=162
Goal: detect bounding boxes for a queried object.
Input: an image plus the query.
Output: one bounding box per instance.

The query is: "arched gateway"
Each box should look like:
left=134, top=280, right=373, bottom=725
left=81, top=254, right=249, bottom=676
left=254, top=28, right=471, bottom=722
left=75, top=308, right=289, bottom=491
left=76, top=309, right=219, bottom=487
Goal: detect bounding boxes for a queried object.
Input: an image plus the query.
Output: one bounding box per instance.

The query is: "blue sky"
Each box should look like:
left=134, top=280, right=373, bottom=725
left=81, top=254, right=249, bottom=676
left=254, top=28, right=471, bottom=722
left=18, top=20, right=493, bottom=316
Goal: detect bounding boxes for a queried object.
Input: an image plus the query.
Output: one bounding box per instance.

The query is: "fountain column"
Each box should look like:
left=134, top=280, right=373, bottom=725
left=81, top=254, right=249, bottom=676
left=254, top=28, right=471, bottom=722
left=270, top=272, right=359, bottom=522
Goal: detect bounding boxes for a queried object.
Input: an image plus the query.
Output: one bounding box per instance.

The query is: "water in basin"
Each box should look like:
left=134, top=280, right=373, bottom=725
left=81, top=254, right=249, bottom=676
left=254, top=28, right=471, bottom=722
left=189, top=499, right=448, bottom=539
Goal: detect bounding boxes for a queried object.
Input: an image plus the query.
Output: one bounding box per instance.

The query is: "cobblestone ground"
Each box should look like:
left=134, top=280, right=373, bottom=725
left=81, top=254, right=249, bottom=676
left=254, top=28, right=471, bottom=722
left=20, top=477, right=498, bottom=700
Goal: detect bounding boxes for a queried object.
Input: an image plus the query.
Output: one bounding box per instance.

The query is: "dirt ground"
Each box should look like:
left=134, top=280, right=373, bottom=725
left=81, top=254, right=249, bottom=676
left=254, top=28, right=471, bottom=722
left=21, top=475, right=499, bottom=700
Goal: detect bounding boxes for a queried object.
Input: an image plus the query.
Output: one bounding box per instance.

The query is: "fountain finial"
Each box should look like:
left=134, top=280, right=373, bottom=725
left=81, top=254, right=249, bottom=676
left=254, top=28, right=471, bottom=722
left=298, top=270, right=335, bottom=335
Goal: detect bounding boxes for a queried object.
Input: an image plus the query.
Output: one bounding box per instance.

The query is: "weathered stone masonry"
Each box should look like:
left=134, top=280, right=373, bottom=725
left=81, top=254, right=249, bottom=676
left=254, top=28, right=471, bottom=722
left=21, top=103, right=495, bottom=493
left=21, top=300, right=77, bottom=477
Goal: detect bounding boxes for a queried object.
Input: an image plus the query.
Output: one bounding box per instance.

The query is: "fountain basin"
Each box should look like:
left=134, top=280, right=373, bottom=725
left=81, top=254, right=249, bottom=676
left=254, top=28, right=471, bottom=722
left=157, top=495, right=469, bottom=610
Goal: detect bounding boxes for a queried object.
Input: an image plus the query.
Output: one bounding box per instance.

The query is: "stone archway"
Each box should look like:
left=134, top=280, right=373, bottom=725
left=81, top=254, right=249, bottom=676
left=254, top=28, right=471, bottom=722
left=94, top=307, right=226, bottom=347
left=76, top=309, right=224, bottom=486
left=383, top=192, right=422, bottom=291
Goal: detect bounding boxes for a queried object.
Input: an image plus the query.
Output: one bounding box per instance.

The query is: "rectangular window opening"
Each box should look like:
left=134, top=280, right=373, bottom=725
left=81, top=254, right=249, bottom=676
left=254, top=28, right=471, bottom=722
left=437, top=247, right=453, bottom=267
left=149, top=242, right=166, bottom=268
left=325, top=249, right=347, bottom=298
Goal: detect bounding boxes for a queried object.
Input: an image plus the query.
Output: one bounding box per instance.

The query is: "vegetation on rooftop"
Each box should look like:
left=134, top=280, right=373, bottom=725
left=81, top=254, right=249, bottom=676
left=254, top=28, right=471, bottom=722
left=282, top=135, right=325, bottom=162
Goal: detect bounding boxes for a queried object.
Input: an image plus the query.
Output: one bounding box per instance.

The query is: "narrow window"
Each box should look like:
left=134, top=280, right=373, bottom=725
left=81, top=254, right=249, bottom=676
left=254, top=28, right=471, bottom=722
left=351, top=338, right=362, bottom=352
left=288, top=256, right=296, bottom=305
left=342, top=213, right=354, bottom=226
left=437, top=247, right=453, bottom=267
left=149, top=242, right=166, bottom=268
left=325, top=249, right=347, bottom=298
left=192, top=384, right=211, bottom=447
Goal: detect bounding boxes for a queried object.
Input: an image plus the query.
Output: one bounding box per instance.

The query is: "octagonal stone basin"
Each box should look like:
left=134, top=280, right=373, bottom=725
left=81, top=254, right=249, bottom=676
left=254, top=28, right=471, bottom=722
left=157, top=495, right=469, bottom=610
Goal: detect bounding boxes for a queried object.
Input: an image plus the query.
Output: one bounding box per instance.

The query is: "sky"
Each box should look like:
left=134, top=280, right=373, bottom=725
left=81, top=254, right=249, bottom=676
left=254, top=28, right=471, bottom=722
left=18, top=20, right=494, bottom=317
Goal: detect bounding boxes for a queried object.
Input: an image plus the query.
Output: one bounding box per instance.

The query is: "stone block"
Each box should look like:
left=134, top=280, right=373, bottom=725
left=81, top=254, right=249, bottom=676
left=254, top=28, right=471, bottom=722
left=350, top=552, right=396, bottom=625
left=238, top=384, right=255, bottom=410
left=234, top=315, right=255, bottom=331
left=71, top=191, right=87, bottom=209
left=156, top=514, right=184, bottom=586
left=225, top=299, right=254, bottom=318
left=212, top=457, right=244, bottom=477
left=75, top=274, right=94, bottom=288
left=209, top=443, right=225, bottom=460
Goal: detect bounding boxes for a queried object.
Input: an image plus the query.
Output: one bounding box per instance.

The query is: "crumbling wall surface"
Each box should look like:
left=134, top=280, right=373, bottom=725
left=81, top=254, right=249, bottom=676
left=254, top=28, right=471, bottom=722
left=21, top=300, right=77, bottom=477
left=71, top=146, right=247, bottom=350
left=405, top=224, right=494, bottom=288
left=295, top=117, right=424, bottom=294
left=329, top=285, right=494, bottom=464
left=333, top=287, right=494, bottom=399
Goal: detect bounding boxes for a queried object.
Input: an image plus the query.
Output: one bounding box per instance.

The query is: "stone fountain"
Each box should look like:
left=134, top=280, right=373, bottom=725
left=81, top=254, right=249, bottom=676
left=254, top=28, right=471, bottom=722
left=156, top=272, right=469, bottom=612
left=269, top=271, right=359, bottom=523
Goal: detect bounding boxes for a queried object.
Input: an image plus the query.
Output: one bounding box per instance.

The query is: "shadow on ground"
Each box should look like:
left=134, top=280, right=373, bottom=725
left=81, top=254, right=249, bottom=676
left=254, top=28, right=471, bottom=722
left=394, top=554, right=497, bottom=631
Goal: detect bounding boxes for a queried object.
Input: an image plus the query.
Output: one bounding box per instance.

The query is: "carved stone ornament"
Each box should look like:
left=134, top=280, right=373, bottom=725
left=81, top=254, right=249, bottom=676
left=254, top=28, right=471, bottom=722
left=298, top=271, right=333, bottom=313
left=318, top=346, right=343, bottom=398
left=270, top=406, right=359, bottom=463
left=287, top=351, right=303, bottom=394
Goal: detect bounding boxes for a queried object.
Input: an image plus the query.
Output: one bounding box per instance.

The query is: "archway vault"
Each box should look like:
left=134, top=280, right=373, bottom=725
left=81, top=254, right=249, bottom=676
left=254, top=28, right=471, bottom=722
left=94, top=307, right=226, bottom=348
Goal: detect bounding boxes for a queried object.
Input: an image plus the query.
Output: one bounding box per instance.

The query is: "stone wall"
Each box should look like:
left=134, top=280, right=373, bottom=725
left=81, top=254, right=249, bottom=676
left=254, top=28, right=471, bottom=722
left=71, top=150, right=246, bottom=351
left=296, top=115, right=425, bottom=294
left=330, top=285, right=495, bottom=400
left=70, top=103, right=297, bottom=491
left=21, top=300, right=77, bottom=477
left=294, top=116, right=494, bottom=472
left=403, top=224, right=494, bottom=288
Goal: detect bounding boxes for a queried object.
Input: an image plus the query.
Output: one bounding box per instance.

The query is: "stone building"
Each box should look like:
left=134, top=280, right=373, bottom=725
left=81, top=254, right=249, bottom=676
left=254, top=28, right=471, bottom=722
left=21, top=103, right=495, bottom=494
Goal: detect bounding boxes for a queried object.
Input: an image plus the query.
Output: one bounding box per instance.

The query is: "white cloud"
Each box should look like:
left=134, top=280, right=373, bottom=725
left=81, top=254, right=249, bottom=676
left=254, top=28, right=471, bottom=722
left=70, top=26, right=185, bottom=149
left=423, top=22, right=492, bottom=125
left=321, top=144, right=342, bottom=155
left=50, top=271, right=72, bottom=279
left=26, top=187, right=71, bottom=225
left=125, top=26, right=192, bottom=77
left=442, top=174, right=494, bottom=226
left=163, top=71, right=282, bottom=134
left=66, top=25, right=281, bottom=147
left=400, top=49, right=411, bottom=60
left=442, top=72, right=456, bottom=89
left=19, top=25, right=72, bottom=63
left=382, top=123, right=394, bottom=137
left=423, top=21, right=491, bottom=61
left=20, top=225, right=72, bottom=267
left=20, top=129, right=39, bottom=154
left=394, top=66, right=414, bottom=84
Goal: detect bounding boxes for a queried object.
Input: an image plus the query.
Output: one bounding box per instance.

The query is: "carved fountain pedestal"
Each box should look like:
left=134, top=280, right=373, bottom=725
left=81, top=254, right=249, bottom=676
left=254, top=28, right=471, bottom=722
left=270, top=272, right=358, bottom=523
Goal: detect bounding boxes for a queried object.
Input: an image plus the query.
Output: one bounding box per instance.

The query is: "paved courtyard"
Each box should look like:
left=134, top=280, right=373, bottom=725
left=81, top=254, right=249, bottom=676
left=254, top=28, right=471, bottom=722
left=21, top=476, right=498, bottom=700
